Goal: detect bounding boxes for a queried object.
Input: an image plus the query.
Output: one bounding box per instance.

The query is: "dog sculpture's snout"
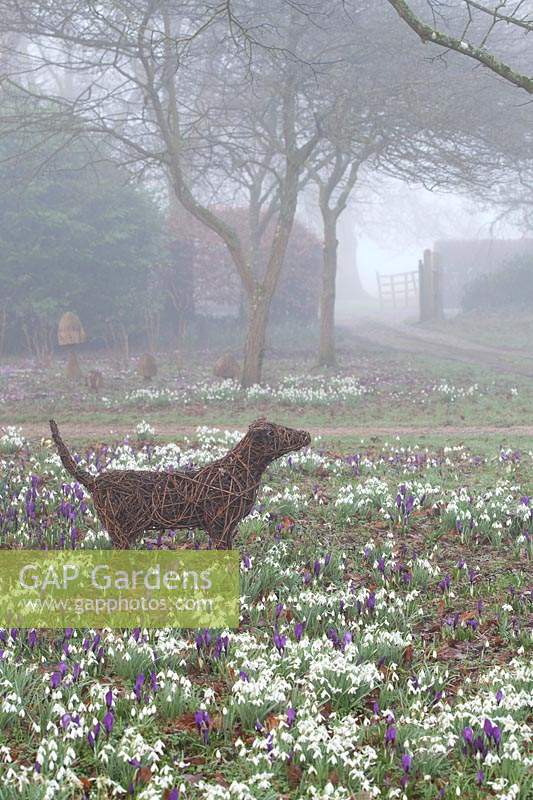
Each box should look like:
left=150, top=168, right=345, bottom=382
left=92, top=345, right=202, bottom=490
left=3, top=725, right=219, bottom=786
left=293, top=429, right=310, bottom=449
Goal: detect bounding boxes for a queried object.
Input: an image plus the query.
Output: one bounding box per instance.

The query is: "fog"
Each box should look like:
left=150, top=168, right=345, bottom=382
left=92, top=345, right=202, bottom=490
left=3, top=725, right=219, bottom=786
left=0, top=0, right=531, bottom=379
left=334, top=182, right=529, bottom=310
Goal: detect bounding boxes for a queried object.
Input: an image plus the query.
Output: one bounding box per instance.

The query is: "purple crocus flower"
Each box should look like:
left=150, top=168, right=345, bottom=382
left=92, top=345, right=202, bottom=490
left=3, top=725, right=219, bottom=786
left=28, top=629, right=37, bottom=648
left=476, top=770, right=484, bottom=786
left=313, top=560, right=321, bottom=578
left=496, top=688, right=504, bottom=705
left=168, top=790, right=180, bottom=800
left=366, top=592, right=376, bottom=612
left=105, top=689, right=113, bottom=709
left=273, top=631, right=287, bottom=655
left=275, top=603, right=284, bottom=620
left=134, top=673, right=145, bottom=702
left=294, top=621, right=305, bottom=642
left=50, top=671, right=62, bottom=689
left=483, top=719, right=501, bottom=747
left=463, top=726, right=474, bottom=746
left=401, top=753, right=412, bottom=773
left=385, top=725, right=396, bottom=745
left=327, top=627, right=339, bottom=647
left=103, top=710, right=114, bottom=735
left=287, top=707, right=297, bottom=728
left=473, top=735, right=487, bottom=757
left=468, top=569, right=479, bottom=585
left=194, top=709, right=210, bottom=744
left=238, top=670, right=249, bottom=682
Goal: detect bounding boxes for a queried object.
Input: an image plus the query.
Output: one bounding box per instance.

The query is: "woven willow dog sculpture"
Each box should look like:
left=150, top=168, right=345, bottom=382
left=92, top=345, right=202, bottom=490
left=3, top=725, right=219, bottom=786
left=49, top=419, right=310, bottom=549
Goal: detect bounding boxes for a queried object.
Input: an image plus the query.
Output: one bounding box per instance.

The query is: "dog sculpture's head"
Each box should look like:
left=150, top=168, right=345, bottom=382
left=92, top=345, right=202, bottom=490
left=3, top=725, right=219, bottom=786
left=247, top=418, right=311, bottom=460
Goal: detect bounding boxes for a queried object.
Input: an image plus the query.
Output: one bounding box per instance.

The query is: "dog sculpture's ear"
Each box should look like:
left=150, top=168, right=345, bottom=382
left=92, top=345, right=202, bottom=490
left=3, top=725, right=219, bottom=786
left=248, top=417, right=267, bottom=430
left=248, top=418, right=274, bottom=445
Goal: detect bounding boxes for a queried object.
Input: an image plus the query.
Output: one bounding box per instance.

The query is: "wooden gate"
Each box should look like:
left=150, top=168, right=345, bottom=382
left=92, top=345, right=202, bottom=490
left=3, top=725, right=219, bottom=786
left=376, top=270, right=419, bottom=309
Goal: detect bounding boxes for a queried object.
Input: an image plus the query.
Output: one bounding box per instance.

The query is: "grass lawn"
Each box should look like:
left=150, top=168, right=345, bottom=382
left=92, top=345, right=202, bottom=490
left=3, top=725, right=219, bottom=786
left=0, top=323, right=531, bottom=798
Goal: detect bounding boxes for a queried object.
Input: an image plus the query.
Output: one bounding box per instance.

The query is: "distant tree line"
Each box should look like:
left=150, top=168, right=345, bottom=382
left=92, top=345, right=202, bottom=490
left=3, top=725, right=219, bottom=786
left=462, top=255, right=533, bottom=312
left=0, top=125, right=323, bottom=358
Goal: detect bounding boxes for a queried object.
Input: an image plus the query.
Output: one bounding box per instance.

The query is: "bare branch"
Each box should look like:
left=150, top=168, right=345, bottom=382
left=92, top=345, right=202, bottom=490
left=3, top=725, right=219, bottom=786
left=386, top=0, right=533, bottom=93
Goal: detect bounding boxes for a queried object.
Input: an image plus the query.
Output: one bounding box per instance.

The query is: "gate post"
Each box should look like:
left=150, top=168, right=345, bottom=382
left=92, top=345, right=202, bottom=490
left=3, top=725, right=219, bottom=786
left=419, top=249, right=433, bottom=321
left=419, top=249, right=444, bottom=321
left=432, top=251, right=444, bottom=320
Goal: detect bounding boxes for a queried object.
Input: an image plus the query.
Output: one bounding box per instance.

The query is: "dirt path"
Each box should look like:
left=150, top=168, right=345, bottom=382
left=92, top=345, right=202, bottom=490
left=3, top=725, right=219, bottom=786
left=349, top=317, right=533, bottom=377
left=14, top=421, right=533, bottom=442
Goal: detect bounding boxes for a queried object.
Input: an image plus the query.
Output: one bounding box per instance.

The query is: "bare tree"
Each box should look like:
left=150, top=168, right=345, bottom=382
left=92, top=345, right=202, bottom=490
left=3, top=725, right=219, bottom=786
left=1, top=0, right=531, bottom=383
left=308, top=0, right=533, bottom=366
left=0, top=0, right=334, bottom=385
left=385, top=0, right=533, bottom=93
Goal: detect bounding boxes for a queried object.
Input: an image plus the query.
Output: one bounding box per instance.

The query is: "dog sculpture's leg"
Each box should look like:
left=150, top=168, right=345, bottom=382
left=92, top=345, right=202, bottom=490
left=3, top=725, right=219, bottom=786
left=205, top=522, right=236, bottom=550
left=106, top=521, right=130, bottom=549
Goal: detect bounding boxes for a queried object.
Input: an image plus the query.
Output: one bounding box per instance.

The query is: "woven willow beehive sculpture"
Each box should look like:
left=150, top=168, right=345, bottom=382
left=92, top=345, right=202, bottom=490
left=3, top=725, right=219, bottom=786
left=213, top=353, right=240, bottom=380
left=138, top=353, right=157, bottom=381
left=49, top=418, right=310, bottom=549
left=58, top=312, right=86, bottom=346
left=58, top=312, right=86, bottom=381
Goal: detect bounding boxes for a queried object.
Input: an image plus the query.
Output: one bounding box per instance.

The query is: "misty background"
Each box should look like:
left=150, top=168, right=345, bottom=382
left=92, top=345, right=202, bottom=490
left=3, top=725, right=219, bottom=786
left=0, top=0, right=531, bottom=385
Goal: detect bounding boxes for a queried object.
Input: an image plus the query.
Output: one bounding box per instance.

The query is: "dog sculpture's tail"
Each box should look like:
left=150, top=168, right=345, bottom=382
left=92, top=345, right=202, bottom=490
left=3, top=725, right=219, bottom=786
left=49, top=420, right=95, bottom=488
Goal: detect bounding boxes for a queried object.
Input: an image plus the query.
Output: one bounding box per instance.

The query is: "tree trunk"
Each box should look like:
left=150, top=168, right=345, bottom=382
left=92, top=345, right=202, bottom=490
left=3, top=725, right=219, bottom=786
left=318, top=212, right=338, bottom=367
left=0, top=305, right=7, bottom=359
left=337, top=211, right=364, bottom=296
left=241, top=289, right=270, bottom=388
